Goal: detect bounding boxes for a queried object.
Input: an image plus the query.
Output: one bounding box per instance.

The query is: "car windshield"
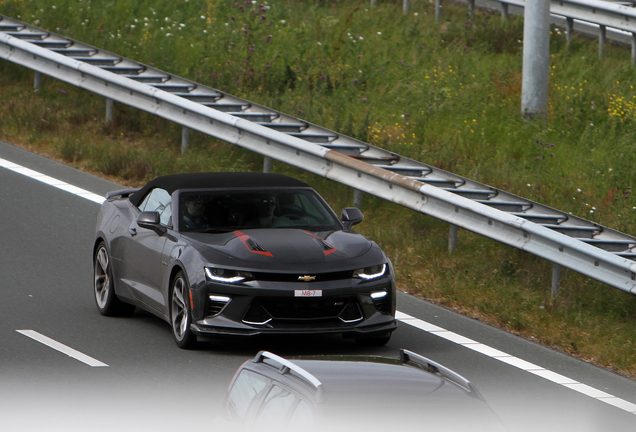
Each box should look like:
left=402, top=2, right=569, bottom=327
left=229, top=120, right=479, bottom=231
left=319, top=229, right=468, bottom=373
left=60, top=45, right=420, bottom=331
left=179, top=189, right=340, bottom=232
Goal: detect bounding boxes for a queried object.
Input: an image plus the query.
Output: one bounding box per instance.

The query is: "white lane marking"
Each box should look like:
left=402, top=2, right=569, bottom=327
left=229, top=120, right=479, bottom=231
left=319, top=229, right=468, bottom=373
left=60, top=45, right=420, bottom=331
left=17, top=330, right=108, bottom=367
left=0, top=157, right=105, bottom=204
left=397, top=311, right=636, bottom=415
left=2, top=157, right=635, bottom=412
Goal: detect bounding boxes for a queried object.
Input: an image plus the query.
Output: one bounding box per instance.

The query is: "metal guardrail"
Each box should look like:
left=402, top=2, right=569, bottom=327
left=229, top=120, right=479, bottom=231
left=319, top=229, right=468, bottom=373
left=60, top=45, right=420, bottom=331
left=453, top=0, right=636, bottom=63
left=1, top=15, right=636, bottom=296
left=498, top=0, right=636, bottom=32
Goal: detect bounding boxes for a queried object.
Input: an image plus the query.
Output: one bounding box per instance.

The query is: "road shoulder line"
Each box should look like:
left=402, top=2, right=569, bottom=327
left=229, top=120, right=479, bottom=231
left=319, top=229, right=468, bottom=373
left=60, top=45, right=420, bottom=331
left=17, top=330, right=108, bottom=367
left=0, top=157, right=105, bottom=204
left=397, top=311, right=636, bottom=415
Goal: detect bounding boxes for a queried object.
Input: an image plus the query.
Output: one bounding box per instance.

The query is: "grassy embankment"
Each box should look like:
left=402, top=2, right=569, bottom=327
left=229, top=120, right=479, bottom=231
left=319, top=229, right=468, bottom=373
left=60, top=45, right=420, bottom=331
left=1, top=0, right=636, bottom=376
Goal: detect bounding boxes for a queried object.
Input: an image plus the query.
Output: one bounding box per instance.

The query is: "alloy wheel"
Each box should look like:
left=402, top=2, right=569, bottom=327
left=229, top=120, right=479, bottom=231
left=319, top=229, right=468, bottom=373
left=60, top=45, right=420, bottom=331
left=94, top=245, right=110, bottom=309
left=171, top=274, right=190, bottom=342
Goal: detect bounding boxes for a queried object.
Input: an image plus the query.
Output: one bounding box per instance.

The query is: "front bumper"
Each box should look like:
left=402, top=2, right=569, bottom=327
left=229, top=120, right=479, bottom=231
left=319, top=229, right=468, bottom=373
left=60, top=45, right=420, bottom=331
left=189, top=274, right=397, bottom=337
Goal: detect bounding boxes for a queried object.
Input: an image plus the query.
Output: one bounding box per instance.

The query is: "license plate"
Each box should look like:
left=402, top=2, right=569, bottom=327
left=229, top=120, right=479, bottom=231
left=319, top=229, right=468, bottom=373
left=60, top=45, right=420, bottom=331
left=294, top=290, right=322, bottom=297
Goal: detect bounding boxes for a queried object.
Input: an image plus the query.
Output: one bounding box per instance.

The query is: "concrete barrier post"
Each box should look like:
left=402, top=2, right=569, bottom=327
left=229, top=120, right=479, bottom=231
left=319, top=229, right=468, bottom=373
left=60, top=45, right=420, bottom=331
left=632, top=33, right=636, bottom=67
left=353, top=189, right=363, bottom=208
left=263, top=156, right=273, bottom=173
left=599, top=25, right=606, bottom=58
left=551, top=263, right=562, bottom=297
left=181, top=126, right=190, bottom=154
left=449, top=224, right=458, bottom=253
left=521, top=0, right=550, bottom=119
left=501, top=3, right=509, bottom=22
left=34, top=71, right=41, bottom=89
left=566, top=17, right=574, bottom=49
left=105, top=98, right=114, bottom=123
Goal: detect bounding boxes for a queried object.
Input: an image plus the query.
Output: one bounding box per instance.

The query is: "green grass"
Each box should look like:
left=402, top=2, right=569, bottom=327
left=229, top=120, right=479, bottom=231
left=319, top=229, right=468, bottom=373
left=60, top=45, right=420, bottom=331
left=2, top=0, right=636, bottom=377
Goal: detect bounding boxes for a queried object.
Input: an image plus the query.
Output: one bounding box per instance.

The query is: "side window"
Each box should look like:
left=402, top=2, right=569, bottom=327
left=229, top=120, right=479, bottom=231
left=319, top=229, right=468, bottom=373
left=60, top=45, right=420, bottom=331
left=159, top=201, right=172, bottom=226
left=287, top=399, right=315, bottom=431
left=225, top=370, right=269, bottom=422
left=139, top=188, right=172, bottom=226
left=255, top=385, right=299, bottom=429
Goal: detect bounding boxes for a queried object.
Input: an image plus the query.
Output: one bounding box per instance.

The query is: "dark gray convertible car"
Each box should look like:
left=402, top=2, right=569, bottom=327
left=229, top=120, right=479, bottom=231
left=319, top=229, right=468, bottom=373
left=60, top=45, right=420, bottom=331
left=93, top=172, right=396, bottom=348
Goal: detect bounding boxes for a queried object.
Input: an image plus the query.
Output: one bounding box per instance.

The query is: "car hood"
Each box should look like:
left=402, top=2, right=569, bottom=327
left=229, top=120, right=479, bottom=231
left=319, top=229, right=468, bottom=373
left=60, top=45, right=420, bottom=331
left=183, top=229, right=381, bottom=272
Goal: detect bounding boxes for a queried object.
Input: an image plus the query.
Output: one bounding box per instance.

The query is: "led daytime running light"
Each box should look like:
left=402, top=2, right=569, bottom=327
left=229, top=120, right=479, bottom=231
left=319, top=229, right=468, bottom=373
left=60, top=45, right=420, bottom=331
left=355, top=264, right=387, bottom=280
left=371, top=290, right=388, bottom=299
left=205, top=268, right=246, bottom=283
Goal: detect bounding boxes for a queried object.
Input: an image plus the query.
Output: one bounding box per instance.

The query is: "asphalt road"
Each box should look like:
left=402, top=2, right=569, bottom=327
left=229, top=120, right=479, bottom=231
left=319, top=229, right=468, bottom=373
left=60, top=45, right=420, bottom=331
left=1, top=140, right=635, bottom=432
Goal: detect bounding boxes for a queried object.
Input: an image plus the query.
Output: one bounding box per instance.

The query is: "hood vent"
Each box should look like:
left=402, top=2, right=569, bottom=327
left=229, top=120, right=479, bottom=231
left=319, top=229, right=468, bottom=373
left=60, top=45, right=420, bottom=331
left=246, top=237, right=267, bottom=252
left=311, top=236, right=335, bottom=252
left=233, top=230, right=273, bottom=257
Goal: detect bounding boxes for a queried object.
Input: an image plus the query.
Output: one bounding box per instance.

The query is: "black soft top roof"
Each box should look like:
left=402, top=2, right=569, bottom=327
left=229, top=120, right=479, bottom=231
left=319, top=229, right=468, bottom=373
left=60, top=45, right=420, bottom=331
left=129, top=172, right=310, bottom=207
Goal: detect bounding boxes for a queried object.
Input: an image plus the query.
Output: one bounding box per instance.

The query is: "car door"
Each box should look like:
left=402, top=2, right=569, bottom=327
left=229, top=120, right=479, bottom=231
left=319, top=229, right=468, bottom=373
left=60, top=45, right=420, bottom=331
left=119, top=188, right=172, bottom=314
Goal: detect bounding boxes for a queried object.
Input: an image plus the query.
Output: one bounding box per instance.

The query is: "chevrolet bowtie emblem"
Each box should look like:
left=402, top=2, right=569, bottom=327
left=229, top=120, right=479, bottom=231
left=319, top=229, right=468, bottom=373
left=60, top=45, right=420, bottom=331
left=298, top=275, right=316, bottom=282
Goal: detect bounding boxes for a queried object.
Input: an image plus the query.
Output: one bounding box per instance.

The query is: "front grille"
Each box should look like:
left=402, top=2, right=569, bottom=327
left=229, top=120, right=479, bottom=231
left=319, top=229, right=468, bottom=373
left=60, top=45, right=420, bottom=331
left=265, top=297, right=352, bottom=319
left=242, top=295, right=363, bottom=325
left=251, top=270, right=353, bottom=283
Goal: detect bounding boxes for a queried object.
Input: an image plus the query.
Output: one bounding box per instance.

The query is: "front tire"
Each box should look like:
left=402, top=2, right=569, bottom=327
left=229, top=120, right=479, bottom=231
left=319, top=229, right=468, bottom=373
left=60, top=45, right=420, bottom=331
left=170, top=271, right=197, bottom=349
left=94, top=242, right=135, bottom=316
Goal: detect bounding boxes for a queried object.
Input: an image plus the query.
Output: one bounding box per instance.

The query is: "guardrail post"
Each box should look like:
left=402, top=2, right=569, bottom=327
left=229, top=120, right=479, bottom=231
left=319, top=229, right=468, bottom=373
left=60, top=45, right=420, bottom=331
left=435, top=0, right=443, bottom=21
left=599, top=25, right=606, bottom=58
left=263, top=156, right=273, bottom=173
left=105, top=98, right=114, bottom=123
left=566, top=17, right=574, bottom=49
left=33, top=71, right=41, bottom=89
left=181, top=126, right=190, bottom=154
left=521, top=0, right=550, bottom=119
left=551, top=263, right=562, bottom=296
left=449, top=224, right=458, bottom=253
left=468, top=0, right=475, bottom=20
left=353, top=189, right=363, bottom=208
left=501, top=3, right=509, bottom=22
left=632, top=33, right=636, bottom=67
left=403, top=0, right=410, bottom=13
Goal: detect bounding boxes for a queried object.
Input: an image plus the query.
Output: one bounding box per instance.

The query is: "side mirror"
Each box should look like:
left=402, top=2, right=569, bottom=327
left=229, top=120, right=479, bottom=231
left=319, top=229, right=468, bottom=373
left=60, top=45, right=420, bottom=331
left=341, top=207, right=364, bottom=229
left=137, top=211, right=166, bottom=234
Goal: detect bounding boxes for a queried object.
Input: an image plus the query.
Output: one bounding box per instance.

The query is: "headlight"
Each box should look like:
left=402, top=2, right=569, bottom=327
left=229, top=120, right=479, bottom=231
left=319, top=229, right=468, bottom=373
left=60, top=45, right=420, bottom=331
left=353, top=264, right=387, bottom=280
left=205, top=267, right=253, bottom=283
